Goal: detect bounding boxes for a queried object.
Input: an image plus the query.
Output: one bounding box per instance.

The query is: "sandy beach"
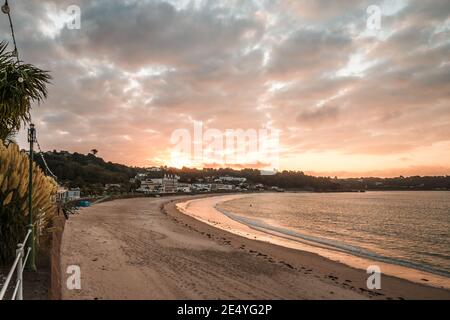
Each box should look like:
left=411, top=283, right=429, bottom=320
left=60, top=195, right=450, bottom=300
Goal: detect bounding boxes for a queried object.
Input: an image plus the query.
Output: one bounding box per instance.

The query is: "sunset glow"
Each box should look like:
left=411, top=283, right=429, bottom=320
left=2, top=0, right=448, bottom=177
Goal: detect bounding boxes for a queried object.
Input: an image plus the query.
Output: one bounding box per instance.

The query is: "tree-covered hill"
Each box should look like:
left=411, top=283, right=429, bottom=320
left=35, top=151, right=142, bottom=188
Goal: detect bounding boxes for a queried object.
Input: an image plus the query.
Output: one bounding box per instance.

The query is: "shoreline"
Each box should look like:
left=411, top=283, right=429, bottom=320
left=59, top=196, right=450, bottom=299
left=183, top=194, right=450, bottom=290
left=171, top=194, right=450, bottom=298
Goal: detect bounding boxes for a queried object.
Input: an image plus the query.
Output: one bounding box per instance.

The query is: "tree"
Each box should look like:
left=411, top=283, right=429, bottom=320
left=90, top=149, right=98, bottom=156
left=0, top=42, right=51, bottom=141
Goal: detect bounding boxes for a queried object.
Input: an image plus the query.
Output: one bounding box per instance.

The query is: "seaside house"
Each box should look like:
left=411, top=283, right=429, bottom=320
left=57, top=187, right=81, bottom=202
left=137, top=178, right=163, bottom=194
left=163, top=174, right=180, bottom=193
left=67, top=188, right=81, bottom=200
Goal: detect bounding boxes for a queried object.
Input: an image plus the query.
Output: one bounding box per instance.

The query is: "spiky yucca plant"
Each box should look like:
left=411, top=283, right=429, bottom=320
left=0, top=41, right=51, bottom=141
left=0, top=141, right=58, bottom=264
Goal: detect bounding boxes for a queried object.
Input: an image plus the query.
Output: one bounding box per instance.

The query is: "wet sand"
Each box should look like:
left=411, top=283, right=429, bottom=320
left=60, top=196, right=450, bottom=300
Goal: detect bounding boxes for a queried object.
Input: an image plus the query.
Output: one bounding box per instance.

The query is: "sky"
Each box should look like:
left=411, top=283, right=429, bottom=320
left=1, top=0, right=449, bottom=177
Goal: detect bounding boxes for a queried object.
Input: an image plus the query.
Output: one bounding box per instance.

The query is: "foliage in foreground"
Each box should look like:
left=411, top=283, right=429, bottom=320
left=0, top=41, right=51, bottom=141
left=0, top=142, right=58, bottom=264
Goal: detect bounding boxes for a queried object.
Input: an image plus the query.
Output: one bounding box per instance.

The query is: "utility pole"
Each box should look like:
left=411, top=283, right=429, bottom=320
left=27, top=123, right=37, bottom=271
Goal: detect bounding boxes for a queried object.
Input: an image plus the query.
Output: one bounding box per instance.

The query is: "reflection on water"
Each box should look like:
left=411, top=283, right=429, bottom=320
left=217, top=191, right=450, bottom=278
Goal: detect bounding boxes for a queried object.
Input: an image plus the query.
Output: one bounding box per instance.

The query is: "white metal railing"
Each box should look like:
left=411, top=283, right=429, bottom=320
left=0, top=228, right=32, bottom=300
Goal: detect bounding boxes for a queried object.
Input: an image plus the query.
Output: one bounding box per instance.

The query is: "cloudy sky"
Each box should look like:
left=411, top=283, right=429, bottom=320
left=2, top=0, right=449, bottom=177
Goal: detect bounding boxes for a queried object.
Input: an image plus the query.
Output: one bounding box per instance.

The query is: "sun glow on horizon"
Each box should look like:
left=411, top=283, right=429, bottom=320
left=8, top=0, right=449, bottom=178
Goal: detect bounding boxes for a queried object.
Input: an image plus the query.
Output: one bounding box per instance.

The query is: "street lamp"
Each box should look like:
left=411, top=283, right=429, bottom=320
left=27, top=123, right=37, bottom=271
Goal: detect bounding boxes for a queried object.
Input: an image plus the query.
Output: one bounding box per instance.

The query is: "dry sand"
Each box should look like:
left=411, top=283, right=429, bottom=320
left=60, top=196, right=450, bottom=300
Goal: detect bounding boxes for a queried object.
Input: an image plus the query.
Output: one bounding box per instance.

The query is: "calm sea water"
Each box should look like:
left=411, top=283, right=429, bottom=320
left=217, top=191, right=450, bottom=278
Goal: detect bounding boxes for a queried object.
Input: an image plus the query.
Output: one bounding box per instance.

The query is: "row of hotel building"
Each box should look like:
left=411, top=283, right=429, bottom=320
left=132, top=174, right=256, bottom=194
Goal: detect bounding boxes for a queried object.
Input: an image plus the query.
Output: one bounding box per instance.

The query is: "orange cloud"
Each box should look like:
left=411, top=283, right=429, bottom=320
left=7, top=0, right=449, bottom=177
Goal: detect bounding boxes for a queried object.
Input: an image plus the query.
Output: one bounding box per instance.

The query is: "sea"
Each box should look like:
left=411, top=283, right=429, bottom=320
left=216, top=191, right=450, bottom=279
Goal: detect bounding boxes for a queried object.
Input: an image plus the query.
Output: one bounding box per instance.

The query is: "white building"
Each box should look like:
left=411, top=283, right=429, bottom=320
left=57, top=187, right=81, bottom=202
left=68, top=188, right=81, bottom=200
left=163, top=174, right=179, bottom=193
left=137, top=178, right=163, bottom=194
